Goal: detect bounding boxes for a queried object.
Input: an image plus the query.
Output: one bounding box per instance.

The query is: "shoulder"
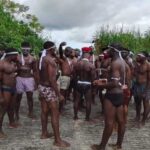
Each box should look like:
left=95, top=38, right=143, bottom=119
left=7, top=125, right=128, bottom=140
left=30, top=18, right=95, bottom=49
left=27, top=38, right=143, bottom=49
left=0, top=60, right=5, bottom=71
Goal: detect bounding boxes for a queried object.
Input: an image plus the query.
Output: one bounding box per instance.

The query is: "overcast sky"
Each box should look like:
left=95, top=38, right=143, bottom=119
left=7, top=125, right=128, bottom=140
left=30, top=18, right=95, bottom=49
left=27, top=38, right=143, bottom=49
left=14, top=0, right=150, bottom=48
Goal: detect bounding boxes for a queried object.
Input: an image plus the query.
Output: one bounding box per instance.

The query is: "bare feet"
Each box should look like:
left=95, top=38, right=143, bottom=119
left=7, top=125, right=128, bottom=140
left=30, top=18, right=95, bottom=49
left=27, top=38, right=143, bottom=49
left=109, top=144, right=122, bottom=150
left=91, top=144, right=105, bottom=150
left=40, top=132, right=54, bottom=139
left=9, top=122, right=20, bottom=128
left=54, top=140, right=70, bottom=148
left=0, top=131, right=7, bottom=139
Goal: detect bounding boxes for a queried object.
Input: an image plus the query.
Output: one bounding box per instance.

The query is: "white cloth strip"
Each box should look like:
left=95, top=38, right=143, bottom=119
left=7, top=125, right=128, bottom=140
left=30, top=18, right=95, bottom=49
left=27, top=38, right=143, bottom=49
left=39, top=49, right=46, bottom=70
left=21, top=47, right=31, bottom=50
left=111, top=77, right=120, bottom=81
left=82, top=58, right=89, bottom=62
left=77, top=81, right=91, bottom=85
left=137, top=53, right=145, bottom=57
left=1, top=52, right=18, bottom=60
left=21, top=54, right=25, bottom=66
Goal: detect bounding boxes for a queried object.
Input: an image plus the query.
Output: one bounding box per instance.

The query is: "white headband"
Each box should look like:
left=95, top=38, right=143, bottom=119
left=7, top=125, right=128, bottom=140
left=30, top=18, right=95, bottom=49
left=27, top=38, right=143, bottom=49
left=22, top=47, right=31, bottom=50
left=1, top=52, right=18, bottom=60
left=137, top=53, right=145, bottom=58
left=46, top=45, right=56, bottom=50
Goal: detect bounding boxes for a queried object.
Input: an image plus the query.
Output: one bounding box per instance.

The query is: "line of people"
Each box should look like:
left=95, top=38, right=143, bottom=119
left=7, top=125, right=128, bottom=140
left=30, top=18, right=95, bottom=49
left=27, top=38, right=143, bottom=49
left=0, top=41, right=150, bottom=150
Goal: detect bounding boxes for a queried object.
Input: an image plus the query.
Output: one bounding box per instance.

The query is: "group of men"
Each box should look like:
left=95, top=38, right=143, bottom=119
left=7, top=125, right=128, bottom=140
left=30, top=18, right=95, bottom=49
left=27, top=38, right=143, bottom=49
left=0, top=40, right=150, bottom=150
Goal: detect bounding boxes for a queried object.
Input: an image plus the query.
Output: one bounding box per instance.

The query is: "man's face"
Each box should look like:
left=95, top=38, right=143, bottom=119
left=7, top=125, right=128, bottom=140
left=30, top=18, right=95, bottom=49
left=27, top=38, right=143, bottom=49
left=121, top=51, right=129, bottom=59
left=51, top=47, right=57, bottom=56
left=64, top=48, right=72, bottom=57
left=136, top=54, right=146, bottom=63
left=10, top=54, right=18, bottom=62
left=22, top=47, right=31, bottom=56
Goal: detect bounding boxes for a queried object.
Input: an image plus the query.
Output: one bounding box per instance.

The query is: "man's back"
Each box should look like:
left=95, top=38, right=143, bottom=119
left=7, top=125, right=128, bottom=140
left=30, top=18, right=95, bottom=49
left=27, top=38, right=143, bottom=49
left=75, top=59, right=95, bottom=82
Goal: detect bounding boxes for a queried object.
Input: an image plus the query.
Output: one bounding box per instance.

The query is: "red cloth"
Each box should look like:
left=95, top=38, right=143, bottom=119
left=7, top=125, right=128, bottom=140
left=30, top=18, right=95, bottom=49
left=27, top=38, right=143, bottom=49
left=82, top=47, right=92, bottom=53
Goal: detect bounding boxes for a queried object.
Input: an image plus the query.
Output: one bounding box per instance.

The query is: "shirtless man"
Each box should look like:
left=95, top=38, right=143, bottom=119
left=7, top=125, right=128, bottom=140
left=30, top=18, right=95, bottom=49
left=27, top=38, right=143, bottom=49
left=92, top=43, right=127, bottom=150
left=133, top=52, right=150, bottom=126
left=38, top=41, right=70, bottom=147
left=58, top=42, right=73, bottom=112
left=95, top=49, right=111, bottom=114
left=73, top=50, right=96, bottom=121
left=0, top=48, right=19, bottom=138
left=15, top=42, right=38, bottom=121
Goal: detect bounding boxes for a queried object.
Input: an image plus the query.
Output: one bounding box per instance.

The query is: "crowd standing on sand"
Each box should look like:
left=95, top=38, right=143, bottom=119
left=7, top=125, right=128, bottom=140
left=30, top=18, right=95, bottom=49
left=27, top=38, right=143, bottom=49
left=0, top=41, right=150, bottom=150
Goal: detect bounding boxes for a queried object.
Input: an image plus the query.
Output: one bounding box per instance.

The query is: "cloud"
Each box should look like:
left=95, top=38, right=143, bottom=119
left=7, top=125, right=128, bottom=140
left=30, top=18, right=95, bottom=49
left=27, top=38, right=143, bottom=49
left=13, top=0, right=150, bottom=47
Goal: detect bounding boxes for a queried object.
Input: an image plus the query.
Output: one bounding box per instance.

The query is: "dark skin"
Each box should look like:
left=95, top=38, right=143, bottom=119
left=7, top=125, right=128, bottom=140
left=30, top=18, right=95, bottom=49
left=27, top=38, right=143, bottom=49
left=92, top=50, right=126, bottom=150
left=95, top=54, right=111, bottom=114
left=15, top=48, right=38, bottom=121
left=134, top=55, right=150, bottom=126
left=73, top=53, right=96, bottom=121
left=58, top=42, right=72, bottom=112
left=39, top=47, right=70, bottom=148
left=0, top=54, right=19, bottom=138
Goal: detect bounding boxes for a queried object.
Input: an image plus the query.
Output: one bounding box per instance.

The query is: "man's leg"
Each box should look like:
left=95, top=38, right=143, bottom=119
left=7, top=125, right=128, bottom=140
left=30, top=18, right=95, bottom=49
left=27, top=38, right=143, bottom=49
left=141, top=99, right=150, bottom=125
left=85, top=89, right=92, bottom=121
left=59, top=89, right=66, bottom=113
left=0, top=104, right=7, bottom=138
left=73, top=90, right=81, bottom=120
left=134, top=96, right=142, bottom=122
left=48, top=100, right=70, bottom=147
left=40, top=99, right=52, bottom=139
left=91, top=99, right=116, bottom=150
left=26, top=91, right=34, bottom=118
left=7, top=93, right=19, bottom=128
left=99, top=89, right=104, bottom=114
left=115, top=105, right=126, bottom=149
left=15, top=93, right=23, bottom=121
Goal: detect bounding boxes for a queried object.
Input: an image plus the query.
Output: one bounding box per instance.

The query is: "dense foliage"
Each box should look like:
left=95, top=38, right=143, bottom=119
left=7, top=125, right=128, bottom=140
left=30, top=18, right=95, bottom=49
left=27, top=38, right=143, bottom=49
left=95, top=25, right=150, bottom=54
left=0, top=0, right=44, bottom=55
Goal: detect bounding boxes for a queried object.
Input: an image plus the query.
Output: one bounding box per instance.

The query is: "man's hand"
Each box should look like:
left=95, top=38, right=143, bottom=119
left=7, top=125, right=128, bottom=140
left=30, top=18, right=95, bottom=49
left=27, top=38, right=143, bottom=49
left=60, top=42, right=67, bottom=47
left=121, top=84, right=128, bottom=90
left=93, top=79, right=107, bottom=86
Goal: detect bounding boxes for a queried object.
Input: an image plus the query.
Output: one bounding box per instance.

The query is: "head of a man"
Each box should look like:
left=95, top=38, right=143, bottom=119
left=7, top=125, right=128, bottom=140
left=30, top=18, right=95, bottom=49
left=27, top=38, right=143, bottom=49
left=136, top=51, right=147, bottom=63
left=82, top=52, right=91, bottom=60
left=64, top=47, right=73, bottom=58
left=21, top=42, right=31, bottom=56
left=5, top=48, right=18, bottom=62
left=75, top=49, right=80, bottom=58
left=121, top=48, right=130, bottom=59
left=43, top=41, right=56, bottom=56
left=108, top=43, right=123, bottom=58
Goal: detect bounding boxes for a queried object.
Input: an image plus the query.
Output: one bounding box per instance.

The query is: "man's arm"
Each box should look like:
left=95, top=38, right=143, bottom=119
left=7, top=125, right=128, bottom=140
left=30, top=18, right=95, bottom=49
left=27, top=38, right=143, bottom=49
left=147, top=62, right=150, bottom=88
left=59, top=42, right=66, bottom=59
left=32, top=58, right=39, bottom=86
left=0, top=62, right=4, bottom=103
left=47, top=60, right=61, bottom=97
